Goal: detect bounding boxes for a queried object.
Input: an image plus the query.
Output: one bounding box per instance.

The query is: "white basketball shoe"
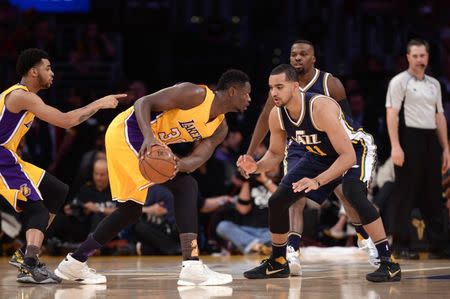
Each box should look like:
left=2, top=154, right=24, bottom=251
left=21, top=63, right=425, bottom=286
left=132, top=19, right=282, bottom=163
left=55, top=253, right=106, bottom=284
left=357, top=237, right=380, bottom=268
left=178, top=260, right=232, bottom=286
left=286, top=246, right=302, bottom=276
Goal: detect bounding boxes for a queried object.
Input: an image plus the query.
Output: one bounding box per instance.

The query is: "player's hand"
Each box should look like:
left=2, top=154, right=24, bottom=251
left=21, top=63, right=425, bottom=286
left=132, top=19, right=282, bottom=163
left=97, top=94, right=127, bottom=109
left=138, top=136, right=164, bottom=160
left=442, top=148, right=450, bottom=173
left=391, top=145, right=404, bottom=167
left=236, top=154, right=257, bottom=177
left=292, top=177, right=320, bottom=193
left=171, top=155, right=180, bottom=178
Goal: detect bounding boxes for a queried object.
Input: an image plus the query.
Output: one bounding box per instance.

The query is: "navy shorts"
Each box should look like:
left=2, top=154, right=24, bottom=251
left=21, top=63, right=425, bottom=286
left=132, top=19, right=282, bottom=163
left=282, top=150, right=341, bottom=204
left=284, top=141, right=340, bottom=203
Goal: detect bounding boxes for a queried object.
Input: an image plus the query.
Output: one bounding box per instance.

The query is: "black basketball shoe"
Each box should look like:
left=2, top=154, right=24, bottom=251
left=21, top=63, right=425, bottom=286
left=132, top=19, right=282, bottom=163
left=244, top=256, right=290, bottom=279
left=366, top=257, right=401, bottom=282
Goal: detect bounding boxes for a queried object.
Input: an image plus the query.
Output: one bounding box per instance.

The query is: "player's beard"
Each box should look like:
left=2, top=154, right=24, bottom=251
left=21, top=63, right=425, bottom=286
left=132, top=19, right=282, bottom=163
left=37, top=74, right=51, bottom=89
left=295, top=67, right=306, bottom=76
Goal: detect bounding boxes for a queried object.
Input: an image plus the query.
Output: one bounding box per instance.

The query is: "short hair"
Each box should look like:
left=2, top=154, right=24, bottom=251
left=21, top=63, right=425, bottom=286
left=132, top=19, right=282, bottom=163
left=16, top=48, right=49, bottom=77
left=216, top=69, right=250, bottom=91
left=292, top=39, right=315, bottom=53
left=270, top=64, right=297, bottom=82
left=406, top=39, right=430, bottom=53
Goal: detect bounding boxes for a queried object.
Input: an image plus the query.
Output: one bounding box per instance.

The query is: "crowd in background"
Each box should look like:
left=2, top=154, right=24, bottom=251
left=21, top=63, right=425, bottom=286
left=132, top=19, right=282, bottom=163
left=1, top=0, right=450, bottom=257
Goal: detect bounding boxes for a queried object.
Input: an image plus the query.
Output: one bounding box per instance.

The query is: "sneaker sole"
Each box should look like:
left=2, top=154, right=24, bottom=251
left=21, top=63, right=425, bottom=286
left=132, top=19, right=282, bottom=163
left=9, top=261, right=22, bottom=268
left=366, top=274, right=401, bottom=283
left=17, top=276, right=61, bottom=284
left=244, top=272, right=290, bottom=279
left=55, top=268, right=106, bottom=284
left=177, top=276, right=233, bottom=286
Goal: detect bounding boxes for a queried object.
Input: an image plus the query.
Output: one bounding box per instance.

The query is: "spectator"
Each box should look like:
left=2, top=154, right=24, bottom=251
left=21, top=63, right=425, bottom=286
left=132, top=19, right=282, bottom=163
left=215, top=171, right=276, bottom=255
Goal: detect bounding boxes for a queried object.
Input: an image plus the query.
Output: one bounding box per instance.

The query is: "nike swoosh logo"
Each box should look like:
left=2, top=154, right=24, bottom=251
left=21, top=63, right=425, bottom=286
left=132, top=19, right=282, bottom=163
left=389, top=269, right=400, bottom=278
left=266, top=268, right=285, bottom=275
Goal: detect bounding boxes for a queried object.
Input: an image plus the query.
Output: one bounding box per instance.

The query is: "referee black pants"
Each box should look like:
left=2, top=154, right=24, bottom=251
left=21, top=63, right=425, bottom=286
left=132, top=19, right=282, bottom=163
left=391, top=127, right=449, bottom=251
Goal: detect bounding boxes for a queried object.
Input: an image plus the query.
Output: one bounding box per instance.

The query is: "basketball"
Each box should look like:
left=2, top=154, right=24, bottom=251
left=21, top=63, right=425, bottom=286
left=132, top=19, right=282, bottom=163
left=139, top=145, right=177, bottom=183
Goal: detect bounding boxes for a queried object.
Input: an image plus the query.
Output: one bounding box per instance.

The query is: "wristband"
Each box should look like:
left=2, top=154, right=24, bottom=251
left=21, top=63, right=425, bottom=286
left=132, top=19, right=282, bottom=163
left=237, top=198, right=252, bottom=205
left=313, top=179, right=321, bottom=187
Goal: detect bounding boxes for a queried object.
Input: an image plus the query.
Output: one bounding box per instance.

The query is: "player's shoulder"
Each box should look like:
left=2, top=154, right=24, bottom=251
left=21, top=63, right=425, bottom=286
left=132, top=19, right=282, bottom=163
left=6, top=88, right=40, bottom=107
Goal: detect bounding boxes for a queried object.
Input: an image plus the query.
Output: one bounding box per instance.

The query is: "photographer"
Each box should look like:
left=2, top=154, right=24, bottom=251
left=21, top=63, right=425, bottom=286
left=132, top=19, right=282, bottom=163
left=47, top=159, right=115, bottom=245
left=215, top=169, right=277, bottom=255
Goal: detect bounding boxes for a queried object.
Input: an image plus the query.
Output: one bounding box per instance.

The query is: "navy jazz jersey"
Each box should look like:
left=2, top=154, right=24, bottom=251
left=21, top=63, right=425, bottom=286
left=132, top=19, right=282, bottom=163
left=278, top=91, right=372, bottom=161
left=299, top=68, right=331, bottom=96
left=278, top=92, right=377, bottom=203
left=283, top=69, right=332, bottom=174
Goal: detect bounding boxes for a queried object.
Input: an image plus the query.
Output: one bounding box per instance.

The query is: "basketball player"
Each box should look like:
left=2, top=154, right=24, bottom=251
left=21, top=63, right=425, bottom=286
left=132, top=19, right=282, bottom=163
left=1, top=48, right=125, bottom=283
left=55, top=70, right=251, bottom=285
left=238, top=64, right=400, bottom=282
left=244, top=40, right=378, bottom=275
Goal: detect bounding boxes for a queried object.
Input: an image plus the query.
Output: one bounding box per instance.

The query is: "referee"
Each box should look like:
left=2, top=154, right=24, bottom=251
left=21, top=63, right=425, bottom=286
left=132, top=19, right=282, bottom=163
left=386, top=39, right=450, bottom=259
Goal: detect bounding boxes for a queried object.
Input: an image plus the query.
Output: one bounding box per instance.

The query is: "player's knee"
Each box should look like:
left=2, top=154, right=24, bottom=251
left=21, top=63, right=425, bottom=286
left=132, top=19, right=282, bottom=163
left=268, top=184, right=301, bottom=234
left=42, top=175, right=69, bottom=214
left=342, top=180, right=379, bottom=225
left=51, top=181, right=69, bottom=213
left=22, top=200, right=49, bottom=233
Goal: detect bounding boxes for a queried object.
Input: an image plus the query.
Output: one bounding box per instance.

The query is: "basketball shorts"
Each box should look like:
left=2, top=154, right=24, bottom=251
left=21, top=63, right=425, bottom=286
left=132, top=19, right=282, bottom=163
left=281, top=136, right=377, bottom=204
left=105, top=111, right=153, bottom=205
left=0, top=147, right=45, bottom=212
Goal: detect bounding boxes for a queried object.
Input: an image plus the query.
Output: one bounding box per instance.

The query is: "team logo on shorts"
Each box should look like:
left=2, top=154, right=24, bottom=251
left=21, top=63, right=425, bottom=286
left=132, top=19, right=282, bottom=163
left=20, top=184, right=31, bottom=197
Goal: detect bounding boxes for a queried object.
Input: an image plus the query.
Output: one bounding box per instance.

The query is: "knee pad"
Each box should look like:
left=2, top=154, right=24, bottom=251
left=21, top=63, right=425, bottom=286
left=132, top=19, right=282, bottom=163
left=342, top=180, right=379, bottom=225
left=268, top=184, right=304, bottom=234
left=39, top=173, right=69, bottom=214
left=22, top=201, right=49, bottom=233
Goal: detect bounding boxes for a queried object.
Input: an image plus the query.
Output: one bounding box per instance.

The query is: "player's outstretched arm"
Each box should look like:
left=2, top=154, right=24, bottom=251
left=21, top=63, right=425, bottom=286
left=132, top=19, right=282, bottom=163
left=177, top=120, right=229, bottom=173
left=134, top=82, right=205, bottom=158
left=246, top=92, right=275, bottom=155
left=294, top=98, right=355, bottom=193
left=239, top=107, right=286, bottom=175
left=7, top=90, right=126, bottom=129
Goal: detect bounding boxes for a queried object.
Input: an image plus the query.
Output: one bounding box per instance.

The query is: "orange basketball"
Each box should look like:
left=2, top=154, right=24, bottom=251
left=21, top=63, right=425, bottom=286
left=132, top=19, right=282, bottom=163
left=139, top=145, right=177, bottom=183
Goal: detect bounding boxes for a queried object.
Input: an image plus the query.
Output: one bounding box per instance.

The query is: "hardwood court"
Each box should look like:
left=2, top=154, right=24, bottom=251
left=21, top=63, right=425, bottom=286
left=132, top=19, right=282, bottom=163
left=1, top=247, right=449, bottom=299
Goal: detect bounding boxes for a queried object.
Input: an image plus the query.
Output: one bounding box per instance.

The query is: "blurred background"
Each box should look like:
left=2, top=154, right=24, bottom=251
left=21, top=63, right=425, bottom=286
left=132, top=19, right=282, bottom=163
left=1, top=0, right=450, bottom=257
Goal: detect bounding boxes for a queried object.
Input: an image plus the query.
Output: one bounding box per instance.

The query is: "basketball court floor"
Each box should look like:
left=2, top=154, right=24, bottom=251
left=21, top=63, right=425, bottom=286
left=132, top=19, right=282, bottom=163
left=1, top=247, right=449, bottom=299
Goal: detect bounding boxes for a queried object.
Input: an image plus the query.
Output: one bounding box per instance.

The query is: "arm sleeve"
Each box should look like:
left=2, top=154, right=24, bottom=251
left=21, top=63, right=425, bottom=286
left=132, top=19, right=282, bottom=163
left=385, top=77, right=405, bottom=109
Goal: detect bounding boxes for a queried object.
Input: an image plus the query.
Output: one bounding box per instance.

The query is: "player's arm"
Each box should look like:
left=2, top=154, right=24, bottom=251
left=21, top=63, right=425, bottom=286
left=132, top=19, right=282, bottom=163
left=6, top=90, right=125, bottom=129
left=134, top=82, right=205, bottom=158
left=293, top=98, right=355, bottom=193
left=238, top=108, right=286, bottom=175
left=177, top=119, right=229, bottom=173
left=327, top=75, right=351, bottom=116
left=246, top=91, right=275, bottom=155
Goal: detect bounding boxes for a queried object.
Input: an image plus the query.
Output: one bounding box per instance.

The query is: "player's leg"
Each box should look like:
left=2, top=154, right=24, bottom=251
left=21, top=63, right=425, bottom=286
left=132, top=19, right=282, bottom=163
left=334, top=185, right=379, bottom=267
left=0, top=149, right=63, bottom=284
left=244, top=184, right=304, bottom=279
left=164, top=173, right=232, bottom=286
left=285, top=142, right=305, bottom=275
left=342, top=138, right=400, bottom=282
left=55, top=200, right=142, bottom=284
left=244, top=155, right=334, bottom=279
